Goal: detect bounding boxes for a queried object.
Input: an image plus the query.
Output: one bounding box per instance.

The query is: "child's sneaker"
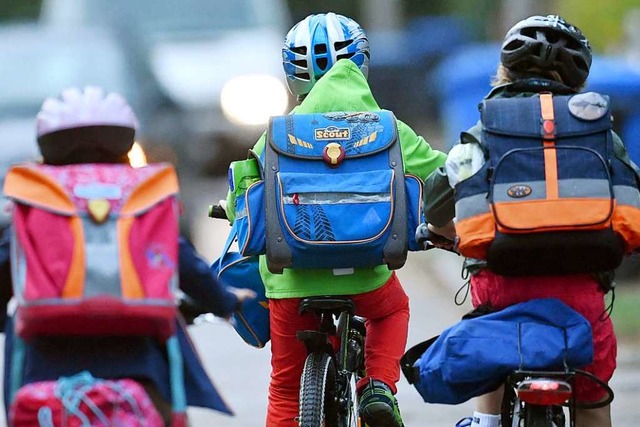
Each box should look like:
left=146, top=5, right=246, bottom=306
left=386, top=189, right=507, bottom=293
left=455, top=417, right=473, bottom=427
left=358, top=379, right=404, bottom=427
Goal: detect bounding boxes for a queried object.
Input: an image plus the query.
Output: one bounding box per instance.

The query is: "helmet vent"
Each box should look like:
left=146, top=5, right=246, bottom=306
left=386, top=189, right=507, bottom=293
left=565, top=38, right=583, bottom=51
left=336, top=52, right=354, bottom=61
left=545, top=32, right=561, bottom=43
left=504, top=40, right=525, bottom=52
left=334, top=40, right=353, bottom=51
left=295, top=72, right=311, bottom=81
left=521, top=28, right=538, bottom=39
left=292, top=59, right=307, bottom=68
left=291, top=46, right=307, bottom=55
left=314, top=43, right=327, bottom=54
left=316, top=58, right=328, bottom=70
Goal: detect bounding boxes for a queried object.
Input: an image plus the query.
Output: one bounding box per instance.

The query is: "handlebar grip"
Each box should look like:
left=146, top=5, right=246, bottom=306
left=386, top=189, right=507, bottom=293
left=208, top=204, right=228, bottom=219
left=415, top=223, right=457, bottom=253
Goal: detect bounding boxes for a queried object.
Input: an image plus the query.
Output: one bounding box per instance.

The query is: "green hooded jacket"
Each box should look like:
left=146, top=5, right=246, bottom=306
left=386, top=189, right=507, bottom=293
left=241, top=59, right=446, bottom=298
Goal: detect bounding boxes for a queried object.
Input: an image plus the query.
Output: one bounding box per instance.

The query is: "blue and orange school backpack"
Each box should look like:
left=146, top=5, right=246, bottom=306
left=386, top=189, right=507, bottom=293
left=3, top=162, right=180, bottom=340
left=454, top=92, right=640, bottom=276
left=232, top=110, right=425, bottom=274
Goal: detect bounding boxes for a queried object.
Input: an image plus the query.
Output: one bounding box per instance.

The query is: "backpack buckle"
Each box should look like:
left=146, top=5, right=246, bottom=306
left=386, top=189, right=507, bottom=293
left=323, top=142, right=345, bottom=166
left=87, top=199, right=111, bottom=224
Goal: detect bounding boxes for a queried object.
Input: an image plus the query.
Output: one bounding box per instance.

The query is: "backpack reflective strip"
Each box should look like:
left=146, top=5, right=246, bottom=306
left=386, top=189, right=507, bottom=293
left=282, top=192, right=391, bottom=204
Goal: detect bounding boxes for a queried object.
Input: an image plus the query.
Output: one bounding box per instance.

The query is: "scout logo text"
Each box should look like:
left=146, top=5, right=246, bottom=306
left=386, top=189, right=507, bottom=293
left=314, top=126, right=351, bottom=140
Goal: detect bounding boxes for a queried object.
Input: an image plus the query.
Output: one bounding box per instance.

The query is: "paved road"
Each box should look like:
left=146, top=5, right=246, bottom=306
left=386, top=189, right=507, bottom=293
left=183, top=177, right=640, bottom=427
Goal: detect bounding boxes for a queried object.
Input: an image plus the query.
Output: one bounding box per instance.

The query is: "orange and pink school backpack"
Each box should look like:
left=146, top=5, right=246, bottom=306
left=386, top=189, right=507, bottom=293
left=3, top=162, right=180, bottom=340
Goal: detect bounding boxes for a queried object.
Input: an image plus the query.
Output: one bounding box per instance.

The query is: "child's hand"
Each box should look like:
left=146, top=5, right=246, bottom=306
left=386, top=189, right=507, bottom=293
left=427, top=220, right=457, bottom=241
left=229, top=287, right=257, bottom=303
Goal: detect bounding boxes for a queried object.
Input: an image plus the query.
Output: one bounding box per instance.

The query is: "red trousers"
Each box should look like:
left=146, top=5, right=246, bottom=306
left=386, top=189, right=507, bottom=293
left=265, top=273, right=409, bottom=426
left=471, top=270, right=617, bottom=404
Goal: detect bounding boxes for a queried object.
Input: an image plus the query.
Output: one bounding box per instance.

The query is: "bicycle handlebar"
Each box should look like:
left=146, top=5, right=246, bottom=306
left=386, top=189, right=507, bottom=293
left=208, top=204, right=228, bottom=220
left=415, top=223, right=458, bottom=254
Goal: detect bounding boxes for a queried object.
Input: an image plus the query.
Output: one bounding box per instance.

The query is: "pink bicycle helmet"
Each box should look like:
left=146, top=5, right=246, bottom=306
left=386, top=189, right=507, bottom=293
left=36, top=86, right=139, bottom=165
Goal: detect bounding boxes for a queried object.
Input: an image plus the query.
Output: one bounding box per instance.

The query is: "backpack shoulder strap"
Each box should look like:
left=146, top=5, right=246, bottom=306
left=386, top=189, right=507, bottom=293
left=264, top=115, right=292, bottom=273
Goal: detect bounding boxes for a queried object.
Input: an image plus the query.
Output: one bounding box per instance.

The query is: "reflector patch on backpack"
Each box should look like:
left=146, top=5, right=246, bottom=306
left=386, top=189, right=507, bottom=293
left=4, top=163, right=180, bottom=339
left=454, top=92, right=640, bottom=276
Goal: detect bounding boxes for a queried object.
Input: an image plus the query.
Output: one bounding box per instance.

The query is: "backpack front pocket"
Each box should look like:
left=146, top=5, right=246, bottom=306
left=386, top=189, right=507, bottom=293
left=491, top=146, right=614, bottom=233
left=277, top=170, right=395, bottom=246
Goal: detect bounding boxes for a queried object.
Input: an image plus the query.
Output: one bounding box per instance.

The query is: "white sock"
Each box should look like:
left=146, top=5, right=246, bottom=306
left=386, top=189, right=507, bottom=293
left=470, top=411, right=501, bottom=427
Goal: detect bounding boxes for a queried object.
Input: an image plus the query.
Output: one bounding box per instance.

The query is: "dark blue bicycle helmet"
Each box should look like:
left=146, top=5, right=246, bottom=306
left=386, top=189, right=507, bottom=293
left=282, top=12, right=370, bottom=100
left=501, top=15, right=592, bottom=87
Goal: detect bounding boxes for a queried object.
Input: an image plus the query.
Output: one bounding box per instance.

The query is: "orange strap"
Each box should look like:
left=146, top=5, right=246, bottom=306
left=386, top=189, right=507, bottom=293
left=540, top=93, right=558, bottom=200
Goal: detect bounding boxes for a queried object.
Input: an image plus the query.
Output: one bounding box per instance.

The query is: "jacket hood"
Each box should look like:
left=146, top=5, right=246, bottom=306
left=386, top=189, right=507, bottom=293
left=294, top=59, right=380, bottom=113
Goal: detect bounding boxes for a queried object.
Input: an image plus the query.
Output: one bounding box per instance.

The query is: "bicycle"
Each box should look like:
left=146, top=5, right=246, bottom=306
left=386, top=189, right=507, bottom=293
left=413, top=225, right=615, bottom=427
left=296, top=296, right=367, bottom=427
left=500, top=368, right=614, bottom=427
left=209, top=204, right=368, bottom=426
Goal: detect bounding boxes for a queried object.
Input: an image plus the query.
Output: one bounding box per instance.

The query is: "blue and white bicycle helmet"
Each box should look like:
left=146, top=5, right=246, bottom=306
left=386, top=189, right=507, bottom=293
left=282, top=12, right=370, bottom=99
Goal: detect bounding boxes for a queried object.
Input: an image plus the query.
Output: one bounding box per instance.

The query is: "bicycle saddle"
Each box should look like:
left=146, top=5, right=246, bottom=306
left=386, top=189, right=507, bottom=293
left=299, top=296, right=355, bottom=316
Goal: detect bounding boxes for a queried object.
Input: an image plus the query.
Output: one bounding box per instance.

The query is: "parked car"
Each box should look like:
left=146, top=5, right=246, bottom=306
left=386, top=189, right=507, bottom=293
left=40, top=0, right=293, bottom=174
left=0, top=23, right=182, bottom=225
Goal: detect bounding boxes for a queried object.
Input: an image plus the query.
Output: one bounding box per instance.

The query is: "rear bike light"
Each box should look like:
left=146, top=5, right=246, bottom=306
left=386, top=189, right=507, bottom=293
left=516, top=378, right=572, bottom=406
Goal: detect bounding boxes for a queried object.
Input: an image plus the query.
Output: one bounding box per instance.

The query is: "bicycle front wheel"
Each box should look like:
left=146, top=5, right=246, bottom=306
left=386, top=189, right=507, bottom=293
left=299, top=352, right=338, bottom=427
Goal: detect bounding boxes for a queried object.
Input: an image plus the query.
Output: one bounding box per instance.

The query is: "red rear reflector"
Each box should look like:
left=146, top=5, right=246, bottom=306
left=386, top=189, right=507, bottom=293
left=516, top=378, right=572, bottom=406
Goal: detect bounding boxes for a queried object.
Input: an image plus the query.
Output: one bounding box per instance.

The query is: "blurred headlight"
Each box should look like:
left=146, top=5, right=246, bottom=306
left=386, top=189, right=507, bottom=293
left=221, top=75, right=289, bottom=126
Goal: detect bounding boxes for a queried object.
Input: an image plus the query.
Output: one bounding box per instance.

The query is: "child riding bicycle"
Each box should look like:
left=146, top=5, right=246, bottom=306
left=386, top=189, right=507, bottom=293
left=222, top=12, right=446, bottom=427
left=0, top=86, right=255, bottom=426
left=423, top=15, right=640, bottom=427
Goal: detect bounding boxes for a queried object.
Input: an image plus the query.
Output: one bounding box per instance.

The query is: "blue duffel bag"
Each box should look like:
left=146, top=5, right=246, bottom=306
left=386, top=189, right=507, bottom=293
left=211, top=223, right=269, bottom=348
left=401, top=298, right=594, bottom=404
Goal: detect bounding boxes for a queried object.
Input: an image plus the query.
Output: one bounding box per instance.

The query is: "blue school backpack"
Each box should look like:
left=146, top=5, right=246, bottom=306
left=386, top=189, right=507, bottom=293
left=233, top=111, right=424, bottom=274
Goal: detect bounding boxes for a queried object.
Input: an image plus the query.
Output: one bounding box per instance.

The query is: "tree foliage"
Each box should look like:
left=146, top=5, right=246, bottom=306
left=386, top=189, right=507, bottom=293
left=557, top=0, right=637, bottom=53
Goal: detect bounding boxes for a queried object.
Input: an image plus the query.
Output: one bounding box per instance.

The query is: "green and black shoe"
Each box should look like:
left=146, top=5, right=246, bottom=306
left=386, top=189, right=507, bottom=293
left=358, top=379, right=404, bottom=427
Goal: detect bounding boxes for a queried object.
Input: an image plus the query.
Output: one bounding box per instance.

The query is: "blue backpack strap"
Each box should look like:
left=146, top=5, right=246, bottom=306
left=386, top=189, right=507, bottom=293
left=8, top=329, right=26, bottom=405
left=264, top=115, right=293, bottom=274
left=383, top=115, right=407, bottom=269
left=166, top=334, right=187, bottom=414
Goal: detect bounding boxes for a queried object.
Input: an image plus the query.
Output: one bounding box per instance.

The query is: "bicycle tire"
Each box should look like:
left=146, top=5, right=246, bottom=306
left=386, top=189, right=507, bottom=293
left=299, top=352, right=338, bottom=427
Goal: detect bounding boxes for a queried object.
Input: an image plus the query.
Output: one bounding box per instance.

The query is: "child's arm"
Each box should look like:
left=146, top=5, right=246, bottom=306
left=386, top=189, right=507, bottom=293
left=177, top=237, right=254, bottom=319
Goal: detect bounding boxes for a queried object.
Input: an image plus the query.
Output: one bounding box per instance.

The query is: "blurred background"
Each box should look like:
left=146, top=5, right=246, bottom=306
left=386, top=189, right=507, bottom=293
left=2, top=0, right=640, bottom=176
left=0, top=1, right=639, bottom=425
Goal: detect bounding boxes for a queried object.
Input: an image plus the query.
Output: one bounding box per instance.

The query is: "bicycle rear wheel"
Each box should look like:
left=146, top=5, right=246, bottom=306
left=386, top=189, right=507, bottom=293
left=299, top=352, right=338, bottom=427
